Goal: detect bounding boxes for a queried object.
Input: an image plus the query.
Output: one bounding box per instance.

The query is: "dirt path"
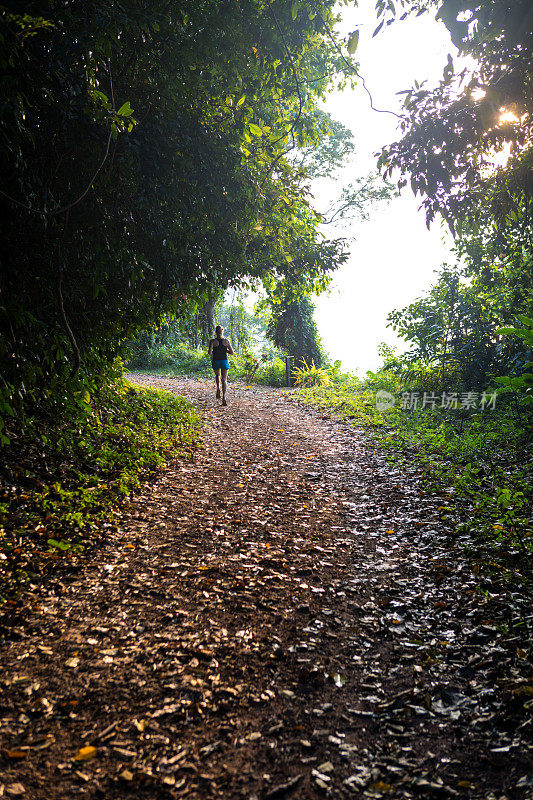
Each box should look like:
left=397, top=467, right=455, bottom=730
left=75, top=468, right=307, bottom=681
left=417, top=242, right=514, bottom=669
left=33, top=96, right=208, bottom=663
left=1, top=376, right=531, bottom=800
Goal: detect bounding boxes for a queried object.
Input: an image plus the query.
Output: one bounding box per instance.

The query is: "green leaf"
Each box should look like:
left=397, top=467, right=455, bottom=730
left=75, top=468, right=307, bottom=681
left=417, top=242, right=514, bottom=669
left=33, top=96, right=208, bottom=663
left=47, top=538, right=71, bottom=551
left=248, top=123, right=263, bottom=136
left=496, top=326, right=519, bottom=335
left=117, top=101, right=133, bottom=116
left=292, top=2, right=298, bottom=20
left=236, top=94, right=246, bottom=107
left=347, top=30, right=359, bottom=54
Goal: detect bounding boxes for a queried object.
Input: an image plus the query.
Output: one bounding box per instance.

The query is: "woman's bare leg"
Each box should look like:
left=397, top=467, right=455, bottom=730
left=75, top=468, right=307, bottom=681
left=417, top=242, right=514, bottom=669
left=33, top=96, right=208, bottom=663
left=221, top=368, right=229, bottom=405
left=214, top=370, right=221, bottom=399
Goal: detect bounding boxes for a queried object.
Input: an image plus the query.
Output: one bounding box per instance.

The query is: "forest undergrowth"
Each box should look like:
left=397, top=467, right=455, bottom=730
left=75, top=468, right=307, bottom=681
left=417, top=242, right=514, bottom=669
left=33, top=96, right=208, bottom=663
left=0, top=385, right=201, bottom=609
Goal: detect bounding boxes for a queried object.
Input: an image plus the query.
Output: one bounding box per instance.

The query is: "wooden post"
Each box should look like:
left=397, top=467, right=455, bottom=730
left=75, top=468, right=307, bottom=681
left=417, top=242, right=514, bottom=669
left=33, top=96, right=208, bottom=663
left=285, top=356, right=292, bottom=387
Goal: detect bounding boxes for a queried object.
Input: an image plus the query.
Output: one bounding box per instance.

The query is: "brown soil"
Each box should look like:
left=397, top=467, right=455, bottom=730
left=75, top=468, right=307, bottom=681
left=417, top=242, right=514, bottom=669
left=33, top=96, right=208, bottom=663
left=0, top=376, right=531, bottom=800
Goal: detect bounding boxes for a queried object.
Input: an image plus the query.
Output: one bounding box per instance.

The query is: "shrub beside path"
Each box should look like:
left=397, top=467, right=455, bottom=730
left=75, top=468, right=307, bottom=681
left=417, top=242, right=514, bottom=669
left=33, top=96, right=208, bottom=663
left=0, top=375, right=531, bottom=799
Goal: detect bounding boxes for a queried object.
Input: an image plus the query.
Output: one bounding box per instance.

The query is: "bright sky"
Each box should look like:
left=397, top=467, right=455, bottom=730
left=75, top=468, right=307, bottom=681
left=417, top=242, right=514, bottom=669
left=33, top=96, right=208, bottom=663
left=313, top=1, right=457, bottom=374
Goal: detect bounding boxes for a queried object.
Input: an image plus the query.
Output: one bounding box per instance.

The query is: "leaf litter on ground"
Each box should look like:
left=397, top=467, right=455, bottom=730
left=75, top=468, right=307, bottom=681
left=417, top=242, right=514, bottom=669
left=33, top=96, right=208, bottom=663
left=0, top=375, right=531, bottom=799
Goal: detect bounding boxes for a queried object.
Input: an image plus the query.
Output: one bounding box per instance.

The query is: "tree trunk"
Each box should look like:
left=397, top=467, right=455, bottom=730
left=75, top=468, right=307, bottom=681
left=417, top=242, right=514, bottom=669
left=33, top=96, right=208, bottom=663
left=199, top=292, right=219, bottom=346
left=205, top=296, right=217, bottom=337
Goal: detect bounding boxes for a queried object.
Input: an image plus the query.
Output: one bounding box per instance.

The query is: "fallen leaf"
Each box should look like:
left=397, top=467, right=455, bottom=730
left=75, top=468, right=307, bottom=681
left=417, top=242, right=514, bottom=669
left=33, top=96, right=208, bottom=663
left=4, top=751, right=27, bottom=761
left=74, top=746, right=97, bottom=762
left=6, top=785, right=25, bottom=797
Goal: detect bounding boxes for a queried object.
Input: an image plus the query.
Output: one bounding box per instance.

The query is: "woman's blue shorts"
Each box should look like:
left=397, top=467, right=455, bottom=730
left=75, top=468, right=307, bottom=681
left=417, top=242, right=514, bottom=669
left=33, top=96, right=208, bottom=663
left=212, top=359, right=229, bottom=371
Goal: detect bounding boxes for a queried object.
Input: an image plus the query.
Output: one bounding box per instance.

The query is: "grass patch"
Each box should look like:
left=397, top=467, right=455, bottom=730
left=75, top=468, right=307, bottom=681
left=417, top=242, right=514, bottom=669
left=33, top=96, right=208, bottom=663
left=0, top=382, right=201, bottom=605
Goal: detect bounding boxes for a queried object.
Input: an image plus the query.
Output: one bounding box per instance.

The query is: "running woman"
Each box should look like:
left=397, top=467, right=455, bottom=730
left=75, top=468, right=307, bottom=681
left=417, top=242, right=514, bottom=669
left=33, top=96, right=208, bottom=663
left=208, top=325, right=234, bottom=406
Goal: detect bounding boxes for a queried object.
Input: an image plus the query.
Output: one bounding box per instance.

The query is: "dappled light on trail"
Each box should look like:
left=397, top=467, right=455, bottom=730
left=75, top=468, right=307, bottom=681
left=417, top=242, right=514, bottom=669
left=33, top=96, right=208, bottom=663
left=1, top=377, right=530, bottom=799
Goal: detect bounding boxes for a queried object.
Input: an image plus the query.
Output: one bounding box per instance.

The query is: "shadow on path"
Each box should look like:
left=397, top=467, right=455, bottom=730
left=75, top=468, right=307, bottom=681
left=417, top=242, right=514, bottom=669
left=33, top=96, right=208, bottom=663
left=0, top=375, right=530, bottom=799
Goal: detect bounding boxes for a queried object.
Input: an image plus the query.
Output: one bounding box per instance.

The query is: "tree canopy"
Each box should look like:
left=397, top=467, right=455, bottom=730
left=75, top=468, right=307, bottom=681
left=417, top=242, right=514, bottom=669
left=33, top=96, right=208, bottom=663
left=0, top=0, right=359, bottom=419
left=377, top=0, right=533, bottom=238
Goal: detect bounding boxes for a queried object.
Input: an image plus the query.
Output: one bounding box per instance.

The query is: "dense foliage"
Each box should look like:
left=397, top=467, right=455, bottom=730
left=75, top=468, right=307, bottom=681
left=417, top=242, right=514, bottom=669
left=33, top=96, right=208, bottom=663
left=387, top=262, right=533, bottom=391
left=0, top=0, right=356, bottom=425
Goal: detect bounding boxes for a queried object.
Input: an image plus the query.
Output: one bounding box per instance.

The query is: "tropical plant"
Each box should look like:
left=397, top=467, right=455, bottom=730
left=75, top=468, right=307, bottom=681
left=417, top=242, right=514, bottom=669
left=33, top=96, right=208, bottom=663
left=292, top=358, right=330, bottom=387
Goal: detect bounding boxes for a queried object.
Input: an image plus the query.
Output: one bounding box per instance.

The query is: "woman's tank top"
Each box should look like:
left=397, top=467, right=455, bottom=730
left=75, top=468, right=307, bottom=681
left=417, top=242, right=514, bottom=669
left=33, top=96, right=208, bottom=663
left=212, top=338, right=228, bottom=360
